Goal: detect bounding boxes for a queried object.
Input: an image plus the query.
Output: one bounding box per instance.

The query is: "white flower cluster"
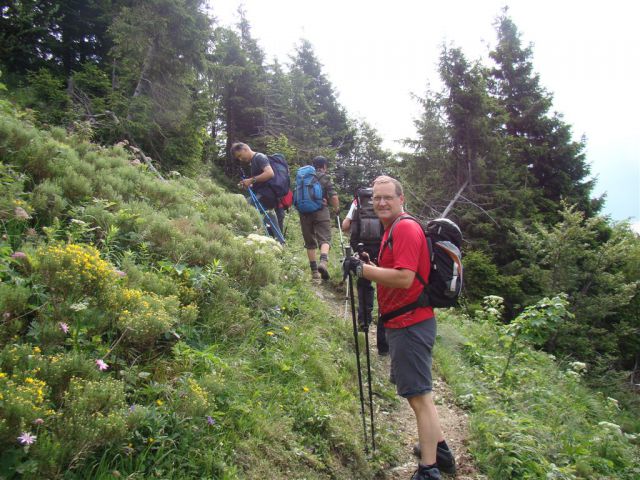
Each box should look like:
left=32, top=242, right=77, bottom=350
left=568, top=361, right=587, bottom=374
left=597, top=421, right=622, bottom=434
left=244, top=234, right=283, bottom=253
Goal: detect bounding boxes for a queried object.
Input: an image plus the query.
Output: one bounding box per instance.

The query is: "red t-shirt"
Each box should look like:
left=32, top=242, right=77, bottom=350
left=377, top=214, right=434, bottom=329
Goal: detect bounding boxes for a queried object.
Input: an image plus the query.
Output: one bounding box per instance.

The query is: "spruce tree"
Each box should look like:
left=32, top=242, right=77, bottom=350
left=489, top=12, right=603, bottom=223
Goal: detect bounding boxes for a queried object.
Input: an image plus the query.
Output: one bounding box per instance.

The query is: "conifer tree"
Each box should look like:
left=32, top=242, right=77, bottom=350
left=335, top=119, right=393, bottom=196
left=489, top=12, right=603, bottom=222
left=109, top=0, right=212, bottom=171
left=288, top=40, right=352, bottom=157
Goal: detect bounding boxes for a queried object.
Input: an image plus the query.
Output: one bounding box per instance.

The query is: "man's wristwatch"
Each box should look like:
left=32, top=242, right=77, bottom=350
left=355, top=262, right=364, bottom=278
left=251, top=177, right=257, bottom=185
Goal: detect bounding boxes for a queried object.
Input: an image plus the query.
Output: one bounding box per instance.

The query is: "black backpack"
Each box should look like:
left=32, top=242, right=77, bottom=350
left=379, top=216, right=463, bottom=324
left=349, top=187, right=384, bottom=261
left=254, top=153, right=291, bottom=209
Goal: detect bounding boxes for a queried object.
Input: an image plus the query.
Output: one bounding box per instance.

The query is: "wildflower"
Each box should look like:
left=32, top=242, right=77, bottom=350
left=302, top=386, right=310, bottom=393
left=156, top=399, right=164, bottom=406
left=96, top=359, right=109, bottom=371
left=607, top=397, right=620, bottom=409
left=283, top=326, right=290, bottom=332
left=114, top=270, right=127, bottom=278
left=3, top=311, right=11, bottom=320
left=147, top=437, right=154, bottom=443
left=128, top=405, right=136, bottom=413
left=267, top=331, right=275, bottom=336
left=33, top=418, right=44, bottom=426
left=10, top=251, right=27, bottom=259
left=70, top=301, right=88, bottom=312
left=206, top=415, right=216, bottom=425
left=14, top=206, right=31, bottom=220
left=33, top=346, right=41, bottom=354
left=18, top=432, right=37, bottom=445
left=59, top=322, right=70, bottom=334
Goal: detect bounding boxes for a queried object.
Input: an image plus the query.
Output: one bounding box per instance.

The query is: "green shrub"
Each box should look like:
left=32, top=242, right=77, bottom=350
left=116, top=288, right=179, bottom=350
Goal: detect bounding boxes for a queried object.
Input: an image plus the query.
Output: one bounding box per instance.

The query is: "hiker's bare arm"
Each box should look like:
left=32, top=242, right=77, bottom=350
left=255, top=165, right=274, bottom=183
left=341, top=217, right=351, bottom=232
left=240, top=165, right=274, bottom=188
left=362, top=264, right=415, bottom=289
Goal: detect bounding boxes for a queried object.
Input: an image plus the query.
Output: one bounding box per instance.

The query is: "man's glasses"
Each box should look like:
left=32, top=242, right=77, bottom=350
left=372, top=195, right=398, bottom=203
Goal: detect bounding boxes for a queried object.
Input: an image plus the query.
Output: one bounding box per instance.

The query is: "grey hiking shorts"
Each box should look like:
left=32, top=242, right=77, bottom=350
left=387, top=318, right=437, bottom=398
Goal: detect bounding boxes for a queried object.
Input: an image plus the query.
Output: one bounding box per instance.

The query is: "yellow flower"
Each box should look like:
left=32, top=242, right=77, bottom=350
left=303, top=386, right=310, bottom=393
left=148, top=437, right=154, bottom=443
left=267, top=331, right=275, bottom=336
left=156, top=399, right=164, bottom=406
left=33, top=346, right=41, bottom=354
left=283, top=326, right=290, bottom=332
left=0, top=372, right=6, bottom=379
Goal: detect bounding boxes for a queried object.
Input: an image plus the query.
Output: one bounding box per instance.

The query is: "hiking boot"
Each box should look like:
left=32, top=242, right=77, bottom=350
left=311, top=270, right=322, bottom=281
left=317, top=259, right=330, bottom=280
left=410, top=465, right=442, bottom=480
left=413, top=443, right=456, bottom=475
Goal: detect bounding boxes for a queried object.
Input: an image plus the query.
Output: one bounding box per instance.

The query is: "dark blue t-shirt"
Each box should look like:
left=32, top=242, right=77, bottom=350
left=250, top=153, right=269, bottom=178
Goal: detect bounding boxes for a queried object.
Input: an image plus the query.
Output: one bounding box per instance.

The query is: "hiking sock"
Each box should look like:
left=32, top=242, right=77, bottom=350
left=419, top=463, right=438, bottom=470
left=319, top=253, right=328, bottom=263
left=309, top=261, right=318, bottom=272
left=437, top=440, right=449, bottom=451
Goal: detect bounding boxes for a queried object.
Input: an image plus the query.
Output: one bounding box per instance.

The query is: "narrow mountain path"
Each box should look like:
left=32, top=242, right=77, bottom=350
left=314, top=281, right=484, bottom=479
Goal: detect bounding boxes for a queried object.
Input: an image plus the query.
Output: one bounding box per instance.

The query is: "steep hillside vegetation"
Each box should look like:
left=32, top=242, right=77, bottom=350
left=0, top=101, right=386, bottom=479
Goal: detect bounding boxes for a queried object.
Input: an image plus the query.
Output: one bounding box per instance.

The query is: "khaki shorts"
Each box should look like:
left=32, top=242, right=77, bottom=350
left=299, top=208, right=331, bottom=249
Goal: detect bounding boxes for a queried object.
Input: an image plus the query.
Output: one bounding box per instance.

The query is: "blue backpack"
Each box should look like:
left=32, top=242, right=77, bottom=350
left=293, top=165, right=324, bottom=213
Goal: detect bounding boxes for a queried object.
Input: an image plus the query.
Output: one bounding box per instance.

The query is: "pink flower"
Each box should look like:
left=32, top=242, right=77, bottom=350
left=114, top=270, right=127, bottom=278
left=10, top=251, right=27, bottom=259
left=18, top=432, right=37, bottom=445
left=96, top=359, right=109, bottom=371
left=33, top=418, right=44, bottom=426
left=59, top=322, right=70, bottom=334
left=3, top=312, right=11, bottom=320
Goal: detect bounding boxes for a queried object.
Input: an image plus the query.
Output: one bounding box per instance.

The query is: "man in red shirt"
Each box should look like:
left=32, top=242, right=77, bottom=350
left=343, top=176, right=455, bottom=480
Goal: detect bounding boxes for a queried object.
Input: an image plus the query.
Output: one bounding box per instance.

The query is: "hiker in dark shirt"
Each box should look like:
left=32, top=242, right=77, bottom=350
left=342, top=195, right=388, bottom=355
left=232, top=142, right=285, bottom=234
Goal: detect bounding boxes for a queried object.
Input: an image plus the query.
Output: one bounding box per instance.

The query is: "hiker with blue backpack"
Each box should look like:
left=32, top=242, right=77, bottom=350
left=293, top=156, right=339, bottom=281
left=232, top=142, right=290, bottom=240
left=342, top=176, right=460, bottom=480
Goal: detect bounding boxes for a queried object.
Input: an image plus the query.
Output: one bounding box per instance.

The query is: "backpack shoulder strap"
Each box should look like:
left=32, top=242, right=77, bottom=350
left=381, top=214, right=419, bottom=253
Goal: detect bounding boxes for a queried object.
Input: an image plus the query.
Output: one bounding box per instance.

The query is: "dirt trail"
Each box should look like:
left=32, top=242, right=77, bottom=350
left=315, top=283, right=484, bottom=479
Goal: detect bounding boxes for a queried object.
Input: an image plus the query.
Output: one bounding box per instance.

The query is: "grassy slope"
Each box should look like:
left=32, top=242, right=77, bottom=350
left=0, top=102, right=391, bottom=479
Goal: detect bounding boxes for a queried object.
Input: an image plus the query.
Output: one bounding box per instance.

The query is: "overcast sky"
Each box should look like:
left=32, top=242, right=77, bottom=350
left=208, top=0, right=639, bottom=227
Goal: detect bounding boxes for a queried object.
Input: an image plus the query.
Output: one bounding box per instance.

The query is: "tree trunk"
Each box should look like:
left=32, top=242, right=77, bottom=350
left=128, top=40, right=156, bottom=121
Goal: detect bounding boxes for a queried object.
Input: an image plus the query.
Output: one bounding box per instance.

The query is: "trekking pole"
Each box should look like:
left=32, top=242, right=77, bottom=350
left=246, top=184, right=286, bottom=244
left=336, top=215, right=349, bottom=319
left=345, top=245, right=370, bottom=454
left=356, top=246, right=376, bottom=452
left=360, top=287, right=376, bottom=452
